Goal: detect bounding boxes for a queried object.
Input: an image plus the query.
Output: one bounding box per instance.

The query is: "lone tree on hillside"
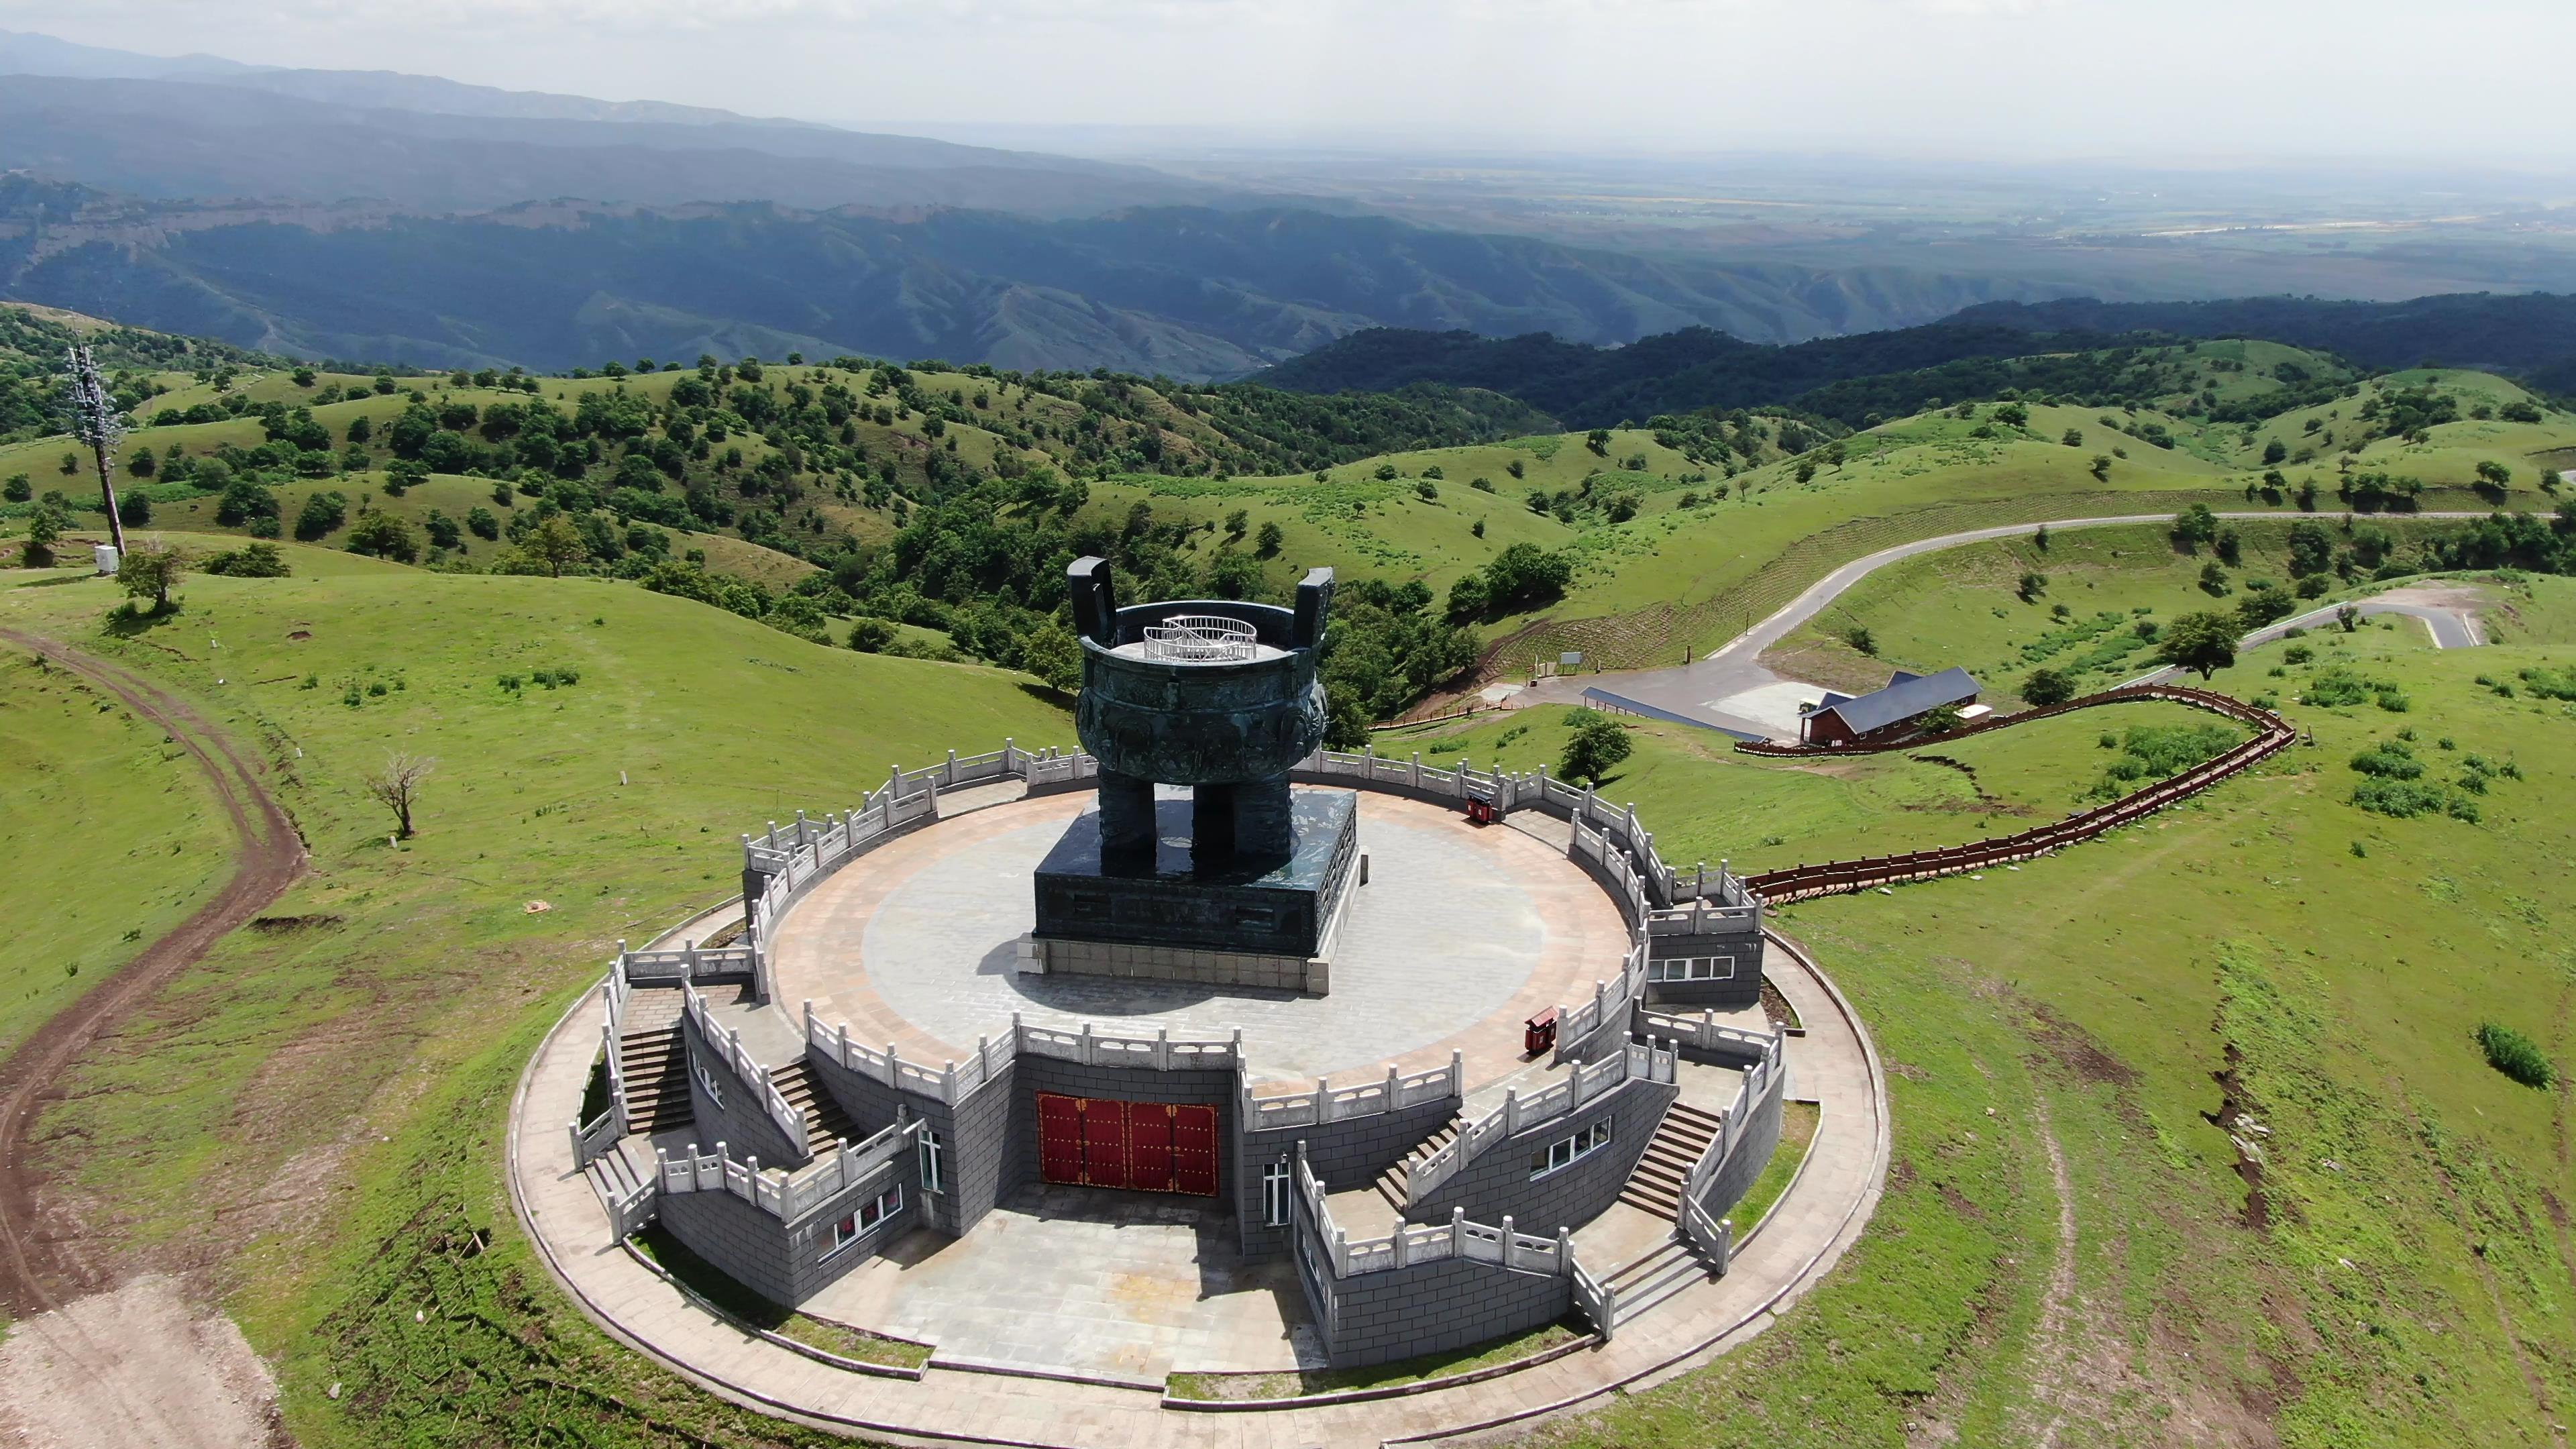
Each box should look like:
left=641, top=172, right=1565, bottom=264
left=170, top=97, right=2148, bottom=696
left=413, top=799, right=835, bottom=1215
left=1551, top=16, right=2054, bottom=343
left=364, top=752, right=436, bottom=839
left=2157, top=610, right=2239, bottom=680
left=115, top=541, right=186, bottom=612
left=522, top=514, right=590, bottom=577
left=2021, top=667, right=2076, bottom=706
left=19, top=502, right=62, bottom=568
left=1557, top=708, right=1633, bottom=786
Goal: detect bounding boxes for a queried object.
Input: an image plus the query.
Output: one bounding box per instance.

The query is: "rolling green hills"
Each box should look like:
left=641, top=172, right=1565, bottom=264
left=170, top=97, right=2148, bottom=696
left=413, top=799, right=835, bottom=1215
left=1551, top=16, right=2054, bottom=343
left=5, top=329, right=2575, bottom=1446
left=1258, top=294, right=2576, bottom=428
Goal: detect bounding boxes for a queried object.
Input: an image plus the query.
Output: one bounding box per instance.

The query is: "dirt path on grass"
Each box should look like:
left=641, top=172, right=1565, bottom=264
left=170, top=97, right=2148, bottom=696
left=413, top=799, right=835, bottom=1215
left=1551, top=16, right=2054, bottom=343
left=0, top=629, right=305, bottom=1313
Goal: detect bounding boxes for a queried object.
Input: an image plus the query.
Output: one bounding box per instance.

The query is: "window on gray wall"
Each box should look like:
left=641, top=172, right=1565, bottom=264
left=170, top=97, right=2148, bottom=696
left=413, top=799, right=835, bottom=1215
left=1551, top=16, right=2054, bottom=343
left=1647, top=955, right=1736, bottom=982
left=697, top=1061, right=725, bottom=1110
left=1262, top=1161, right=1291, bottom=1226
left=918, top=1126, right=946, bottom=1195
left=1528, top=1119, right=1613, bottom=1179
left=825, top=1184, right=904, bottom=1260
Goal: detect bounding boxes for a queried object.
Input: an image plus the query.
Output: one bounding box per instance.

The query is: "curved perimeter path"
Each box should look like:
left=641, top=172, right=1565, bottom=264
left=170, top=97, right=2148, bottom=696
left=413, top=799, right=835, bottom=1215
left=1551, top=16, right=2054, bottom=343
left=1518, top=511, right=2495, bottom=736
left=506, top=913, right=1889, bottom=1448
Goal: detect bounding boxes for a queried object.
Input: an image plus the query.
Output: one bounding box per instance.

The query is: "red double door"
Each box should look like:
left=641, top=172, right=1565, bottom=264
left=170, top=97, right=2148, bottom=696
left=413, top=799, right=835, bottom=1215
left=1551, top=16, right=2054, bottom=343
left=1037, top=1093, right=1219, bottom=1196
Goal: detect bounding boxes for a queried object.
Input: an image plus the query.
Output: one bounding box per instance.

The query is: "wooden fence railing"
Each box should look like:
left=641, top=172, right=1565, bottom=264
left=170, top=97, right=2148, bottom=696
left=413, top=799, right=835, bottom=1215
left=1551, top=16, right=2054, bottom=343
left=1731, top=682, right=2274, bottom=757
left=1745, top=687, right=2296, bottom=903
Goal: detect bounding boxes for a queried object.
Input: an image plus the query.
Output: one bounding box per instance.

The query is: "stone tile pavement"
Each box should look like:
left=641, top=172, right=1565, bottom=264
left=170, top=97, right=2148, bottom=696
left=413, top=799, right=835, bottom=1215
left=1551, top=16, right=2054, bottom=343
left=508, top=906, right=1889, bottom=1447
left=769, top=791, right=1630, bottom=1093
left=812, top=1186, right=1321, bottom=1382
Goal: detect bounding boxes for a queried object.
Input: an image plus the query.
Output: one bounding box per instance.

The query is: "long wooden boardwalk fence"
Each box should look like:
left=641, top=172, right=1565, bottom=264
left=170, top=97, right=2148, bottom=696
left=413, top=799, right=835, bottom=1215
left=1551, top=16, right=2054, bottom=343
left=1743, top=684, right=2296, bottom=904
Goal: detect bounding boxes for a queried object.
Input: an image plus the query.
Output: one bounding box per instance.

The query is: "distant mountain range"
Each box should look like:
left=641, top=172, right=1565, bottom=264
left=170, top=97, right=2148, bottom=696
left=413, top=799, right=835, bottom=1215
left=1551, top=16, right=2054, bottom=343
left=0, top=176, right=2098, bottom=375
left=1253, top=294, right=2576, bottom=425
left=15, top=30, right=2560, bottom=385
left=0, top=62, right=1220, bottom=218
left=1947, top=295, right=2576, bottom=396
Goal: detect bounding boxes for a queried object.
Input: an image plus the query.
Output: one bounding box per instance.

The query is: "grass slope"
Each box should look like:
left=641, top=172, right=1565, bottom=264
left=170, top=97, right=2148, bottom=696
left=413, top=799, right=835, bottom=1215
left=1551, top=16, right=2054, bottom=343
left=0, top=561, right=1067, bottom=1444
left=1395, top=697, right=2243, bottom=874
left=0, top=642, right=230, bottom=1060
left=1764, top=518, right=2465, bottom=699
left=1518, top=612, right=2576, bottom=1448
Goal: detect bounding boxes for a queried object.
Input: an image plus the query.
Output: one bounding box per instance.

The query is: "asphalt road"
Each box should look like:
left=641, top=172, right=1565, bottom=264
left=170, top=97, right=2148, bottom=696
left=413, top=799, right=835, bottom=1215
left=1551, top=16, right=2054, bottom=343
left=1516, top=512, right=2495, bottom=738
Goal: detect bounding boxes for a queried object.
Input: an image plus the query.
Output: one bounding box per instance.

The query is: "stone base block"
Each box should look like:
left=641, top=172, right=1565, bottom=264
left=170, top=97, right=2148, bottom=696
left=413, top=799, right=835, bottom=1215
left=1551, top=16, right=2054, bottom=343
left=1032, top=790, right=1358, bottom=959
left=1022, top=934, right=1330, bottom=995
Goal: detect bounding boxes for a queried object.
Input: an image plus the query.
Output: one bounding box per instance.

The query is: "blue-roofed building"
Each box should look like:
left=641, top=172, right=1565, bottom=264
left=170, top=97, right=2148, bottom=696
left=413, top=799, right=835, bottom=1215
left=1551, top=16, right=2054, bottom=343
left=1797, top=666, right=1984, bottom=746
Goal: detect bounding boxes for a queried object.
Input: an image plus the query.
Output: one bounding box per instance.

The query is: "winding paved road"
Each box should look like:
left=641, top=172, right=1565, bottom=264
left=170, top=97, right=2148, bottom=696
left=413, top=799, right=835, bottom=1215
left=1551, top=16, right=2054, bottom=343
left=1517, top=512, right=2495, bottom=737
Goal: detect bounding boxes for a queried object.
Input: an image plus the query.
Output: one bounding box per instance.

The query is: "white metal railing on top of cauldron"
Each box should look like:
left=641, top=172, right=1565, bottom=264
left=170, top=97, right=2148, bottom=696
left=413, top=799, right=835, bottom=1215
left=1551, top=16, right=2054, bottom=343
left=1141, top=614, right=1256, bottom=662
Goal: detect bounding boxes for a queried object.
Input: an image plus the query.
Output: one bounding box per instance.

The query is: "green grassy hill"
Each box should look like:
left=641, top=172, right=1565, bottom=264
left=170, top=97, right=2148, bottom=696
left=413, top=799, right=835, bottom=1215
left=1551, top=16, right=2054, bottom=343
left=2, top=515, right=2572, bottom=1445
left=1436, top=609, right=2576, bottom=1447
left=1764, top=517, right=2475, bottom=699
left=0, top=637, right=232, bottom=1059
left=0, top=545, right=1069, bottom=1381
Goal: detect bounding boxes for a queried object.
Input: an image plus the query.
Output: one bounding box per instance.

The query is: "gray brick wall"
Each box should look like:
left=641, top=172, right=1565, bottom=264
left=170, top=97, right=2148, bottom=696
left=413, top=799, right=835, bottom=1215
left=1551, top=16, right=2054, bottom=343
left=1293, top=1232, right=1572, bottom=1369
left=1404, top=1077, right=1677, bottom=1236
left=656, top=1139, right=920, bottom=1307
left=1643, top=924, right=1765, bottom=1012
left=804, top=1048, right=1019, bottom=1239
left=1235, top=1094, right=1456, bottom=1257
left=680, top=1012, right=807, bottom=1169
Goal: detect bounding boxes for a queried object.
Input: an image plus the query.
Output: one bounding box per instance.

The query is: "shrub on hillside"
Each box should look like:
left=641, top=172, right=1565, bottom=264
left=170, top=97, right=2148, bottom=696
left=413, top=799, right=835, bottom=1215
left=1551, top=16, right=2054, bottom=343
left=2021, top=667, right=2075, bottom=706
left=2476, top=1023, right=2555, bottom=1089
left=2091, top=722, right=2238, bottom=796
left=343, top=512, right=420, bottom=564
left=2348, top=741, right=2422, bottom=780
left=847, top=617, right=897, bottom=653
left=201, top=541, right=290, bottom=578
left=1557, top=708, right=1633, bottom=786
left=294, top=490, right=349, bottom=541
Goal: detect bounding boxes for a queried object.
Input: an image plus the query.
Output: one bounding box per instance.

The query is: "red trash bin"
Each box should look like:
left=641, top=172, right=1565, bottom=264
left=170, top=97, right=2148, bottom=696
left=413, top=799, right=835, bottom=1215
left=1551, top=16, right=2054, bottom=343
left=1523, top=1006, right=1558, bottom=1057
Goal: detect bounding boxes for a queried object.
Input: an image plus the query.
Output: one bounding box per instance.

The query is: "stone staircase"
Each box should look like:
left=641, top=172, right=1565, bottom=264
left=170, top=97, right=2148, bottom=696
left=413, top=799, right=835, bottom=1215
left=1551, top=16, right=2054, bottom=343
left=1598, top=1100, right=1727, bottom=1324
left=616, top=987, right=694, bottom=1137
left=1371, top=1116, right=1465, bottom=1216
left=583, top=1136, right=654, bottom=1222
left=769, top=1057, right=861, bottom=1159
left=1616, top=1100, right=1721, bottom=1218
left=1601, top=1234, right=1715, bottom=1324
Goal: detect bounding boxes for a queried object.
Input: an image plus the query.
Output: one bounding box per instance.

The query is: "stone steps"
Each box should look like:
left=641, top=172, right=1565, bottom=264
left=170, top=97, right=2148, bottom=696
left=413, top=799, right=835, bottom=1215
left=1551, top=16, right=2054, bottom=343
left=617, top=1020, right=694, bottom=1137
left=769, top=1057, right=860, bottom=1160
left=1615, top=1101, right=1721, bottom=1220
left=1371, top=1118, right=1462, bottom=1216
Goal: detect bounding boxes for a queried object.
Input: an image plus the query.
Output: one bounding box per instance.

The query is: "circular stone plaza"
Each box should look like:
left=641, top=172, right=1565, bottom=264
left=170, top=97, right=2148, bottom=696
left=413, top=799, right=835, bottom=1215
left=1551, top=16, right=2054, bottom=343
left=508, top=565, right=1888, bottom=1448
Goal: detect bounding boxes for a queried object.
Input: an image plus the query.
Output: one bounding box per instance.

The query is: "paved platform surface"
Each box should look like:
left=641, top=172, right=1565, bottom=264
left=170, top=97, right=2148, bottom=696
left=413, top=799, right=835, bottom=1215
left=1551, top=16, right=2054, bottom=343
left=812, top=1186, right=1319, bottom=1382
left=771, top=790, right=1631, bottom=1091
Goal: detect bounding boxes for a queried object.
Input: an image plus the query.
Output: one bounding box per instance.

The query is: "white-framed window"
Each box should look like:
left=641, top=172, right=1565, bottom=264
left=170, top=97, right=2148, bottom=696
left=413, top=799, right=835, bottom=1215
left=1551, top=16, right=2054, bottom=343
left=918, top=1126, right=946, bottom=1195
left=824, top=1184, right=905, bottom=1259
left=696, top=1061, right=725, bottom=1109
left=1261, top=1161, right=1291, bottom=1227
left=1647, top=955, right=1736, bottom=983
left=1528, top=1119, right=1613, bottom=1179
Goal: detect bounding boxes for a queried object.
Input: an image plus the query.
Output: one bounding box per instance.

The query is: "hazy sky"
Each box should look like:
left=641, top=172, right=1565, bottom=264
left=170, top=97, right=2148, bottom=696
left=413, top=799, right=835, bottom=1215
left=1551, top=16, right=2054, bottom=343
left=10, top=0, right=2573, bottom=163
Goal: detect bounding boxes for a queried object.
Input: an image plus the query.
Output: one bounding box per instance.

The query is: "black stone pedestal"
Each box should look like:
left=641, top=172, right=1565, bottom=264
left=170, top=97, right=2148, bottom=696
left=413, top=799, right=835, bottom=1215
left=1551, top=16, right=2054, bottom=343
left=1032, top=790, right=1358, bottom=961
